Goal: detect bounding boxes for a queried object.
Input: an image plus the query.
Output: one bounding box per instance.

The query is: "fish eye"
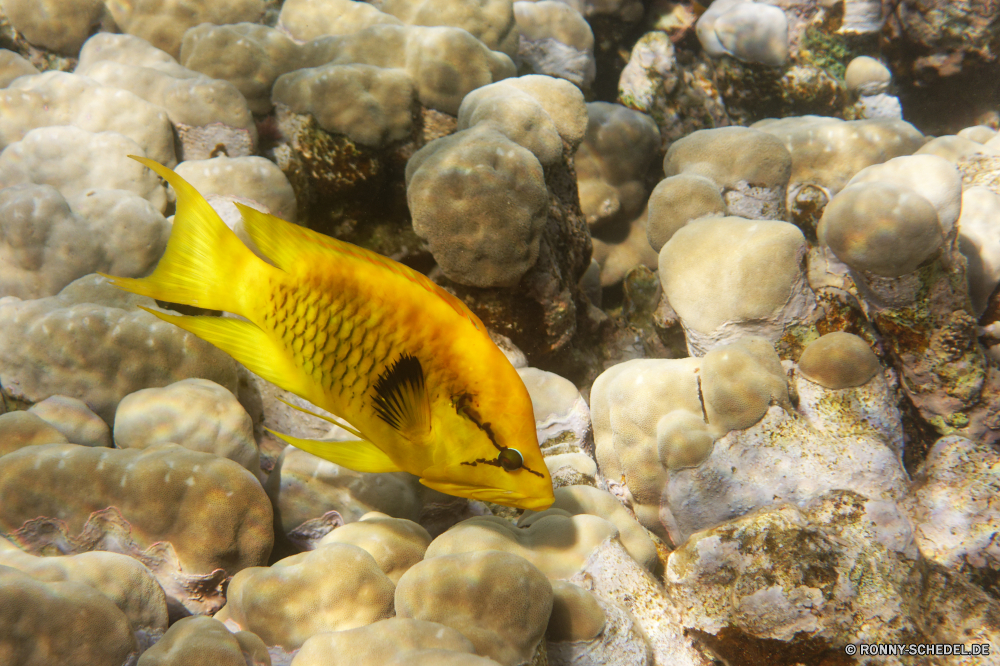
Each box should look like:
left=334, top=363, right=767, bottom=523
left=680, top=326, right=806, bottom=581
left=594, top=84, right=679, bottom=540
left=497, top=448, right=523, bottom=471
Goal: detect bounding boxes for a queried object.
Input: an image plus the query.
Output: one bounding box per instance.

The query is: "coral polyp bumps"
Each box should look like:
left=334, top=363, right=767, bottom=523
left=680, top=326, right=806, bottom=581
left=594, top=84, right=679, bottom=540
left=3, top=0, right=1000, bottom=664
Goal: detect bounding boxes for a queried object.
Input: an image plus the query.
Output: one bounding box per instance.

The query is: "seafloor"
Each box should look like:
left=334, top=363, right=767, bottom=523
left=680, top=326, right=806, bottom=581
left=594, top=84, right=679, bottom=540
left=1, top=0, right=1000, bottom=665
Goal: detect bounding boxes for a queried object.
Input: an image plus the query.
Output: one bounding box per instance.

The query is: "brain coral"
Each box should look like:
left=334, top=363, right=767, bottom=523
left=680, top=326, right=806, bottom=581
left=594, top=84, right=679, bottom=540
left=405, top=126, right=548, bottom=288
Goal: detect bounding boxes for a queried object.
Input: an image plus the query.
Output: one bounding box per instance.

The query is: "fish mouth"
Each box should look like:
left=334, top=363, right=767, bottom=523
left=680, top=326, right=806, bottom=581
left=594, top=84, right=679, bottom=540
left=418, top=478, right=554, bottom=511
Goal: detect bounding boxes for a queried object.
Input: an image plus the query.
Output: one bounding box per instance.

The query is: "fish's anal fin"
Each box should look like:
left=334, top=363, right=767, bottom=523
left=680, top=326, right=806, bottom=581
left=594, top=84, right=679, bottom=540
left=136, top=306, right=311, bottom=398
left=266, top=428, right=402, bottom=473
left=275, top=396, right=367, bottom=441
left=371, top=354, right=432, bottom=441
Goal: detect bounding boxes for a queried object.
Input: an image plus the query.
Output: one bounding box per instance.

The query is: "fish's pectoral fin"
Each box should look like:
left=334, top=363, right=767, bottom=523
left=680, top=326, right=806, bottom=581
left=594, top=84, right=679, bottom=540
left=137, top=307, right=311, bottom=398
left=371, top=354, right=431, bottom=441
left=274, top=396, right=367, bottom=441
left=266, top=428, right=402, bottom=473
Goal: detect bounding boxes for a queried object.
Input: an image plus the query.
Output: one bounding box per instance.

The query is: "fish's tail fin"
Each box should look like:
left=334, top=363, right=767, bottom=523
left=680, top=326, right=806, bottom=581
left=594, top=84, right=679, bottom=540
left=99, top=155, right=264, bottom=317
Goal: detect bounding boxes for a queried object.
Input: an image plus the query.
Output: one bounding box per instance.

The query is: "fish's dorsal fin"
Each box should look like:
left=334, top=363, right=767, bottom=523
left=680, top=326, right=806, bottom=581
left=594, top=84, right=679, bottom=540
left=267, top=428, right=402, bottom=473
left=233, top=202, right=489, bottom=333
left=372, top=354, right=432, bottom=441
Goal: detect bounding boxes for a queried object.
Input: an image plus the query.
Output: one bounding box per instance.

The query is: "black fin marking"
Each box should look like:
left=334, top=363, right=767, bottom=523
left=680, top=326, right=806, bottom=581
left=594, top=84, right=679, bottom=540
left=372, top=354, right=431, bottom=437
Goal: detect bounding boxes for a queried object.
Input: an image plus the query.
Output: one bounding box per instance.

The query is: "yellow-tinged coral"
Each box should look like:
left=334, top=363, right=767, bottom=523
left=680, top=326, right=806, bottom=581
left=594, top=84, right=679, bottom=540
left=291, top=618, right=475, bottom=666
left=797, top=332, right=880, bottom=389
left=219, top=543, right=395, bottom=650
left=395, top=550, right=553, bottom=666
left=318, top=512, right=431, bottom=583
left=426, top=513, right=618, bottom=579
left=136, top=616, right=269, bottom=666
left=0, top=545, right=168, bottom=635
left=0, top=566, right=138, bottom=666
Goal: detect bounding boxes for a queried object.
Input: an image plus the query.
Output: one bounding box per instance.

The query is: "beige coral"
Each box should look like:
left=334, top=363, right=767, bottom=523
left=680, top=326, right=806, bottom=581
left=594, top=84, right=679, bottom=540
left=291, top=618, right=476, bottom=666
left=425, top=513, right=618, bottom=579
left=113, top=378, right=261, bottom=475
left=219, top=543, right=395, bottom=650
left=0, top=566, right=138, bottom=666
left=395, top=550, right=553, bottom=666
left=0, top=545, right=168, bottom=636
left=104, top=0, right=264, bottom=59
left=0, top=274, right=240, bottom=425
left=318, top=512, right=431, bottom=583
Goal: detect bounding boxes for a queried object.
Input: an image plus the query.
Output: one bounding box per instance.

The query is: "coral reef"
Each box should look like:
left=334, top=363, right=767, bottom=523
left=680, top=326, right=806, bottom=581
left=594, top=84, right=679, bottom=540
left=3, top=2, right=1000, bottom=664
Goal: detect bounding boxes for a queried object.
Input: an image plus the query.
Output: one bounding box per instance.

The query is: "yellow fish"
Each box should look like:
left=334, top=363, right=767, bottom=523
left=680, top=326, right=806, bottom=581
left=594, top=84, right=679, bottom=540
left=101, top=156, right=553, bottom=511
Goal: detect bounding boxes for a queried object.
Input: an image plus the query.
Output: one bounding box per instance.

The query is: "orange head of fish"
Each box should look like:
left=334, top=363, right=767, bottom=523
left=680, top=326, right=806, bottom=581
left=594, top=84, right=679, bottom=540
left=417, top=351, right=554, bottom=512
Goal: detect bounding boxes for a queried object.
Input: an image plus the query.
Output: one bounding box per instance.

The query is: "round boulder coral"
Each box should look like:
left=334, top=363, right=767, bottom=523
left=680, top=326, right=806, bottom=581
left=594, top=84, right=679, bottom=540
left=646, top=174, right=726, bottom=251
left=798, top=332, right=880, bottom=389
left=657, top=216, right=813, bottom=354
left=113, top=378, right=260, bottom=474
left=663, top=126, right=792, bottom=221
left=220, top=543, right=395, bottom=650
left=292, top=618, right=476, bottom=666
left=845, top=56, right=891, bottom=96
left=318, top=512, right=431, bottom=583
left=395, top=550, right=553, bottom=666
left=700, top=336, right=791, bottom=435
left=406, top=127, right=548, bottom=287
left=0, top=566, right=138, bottom=666
left=547, top=580, right=606, bottom=642
left=272, top=63, right=416, bottom=148
left=26, top=396, right=111, bottom=447
left=136, top=616, right=269, bottom=666
left=817, top=182, right=943, bottom=277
